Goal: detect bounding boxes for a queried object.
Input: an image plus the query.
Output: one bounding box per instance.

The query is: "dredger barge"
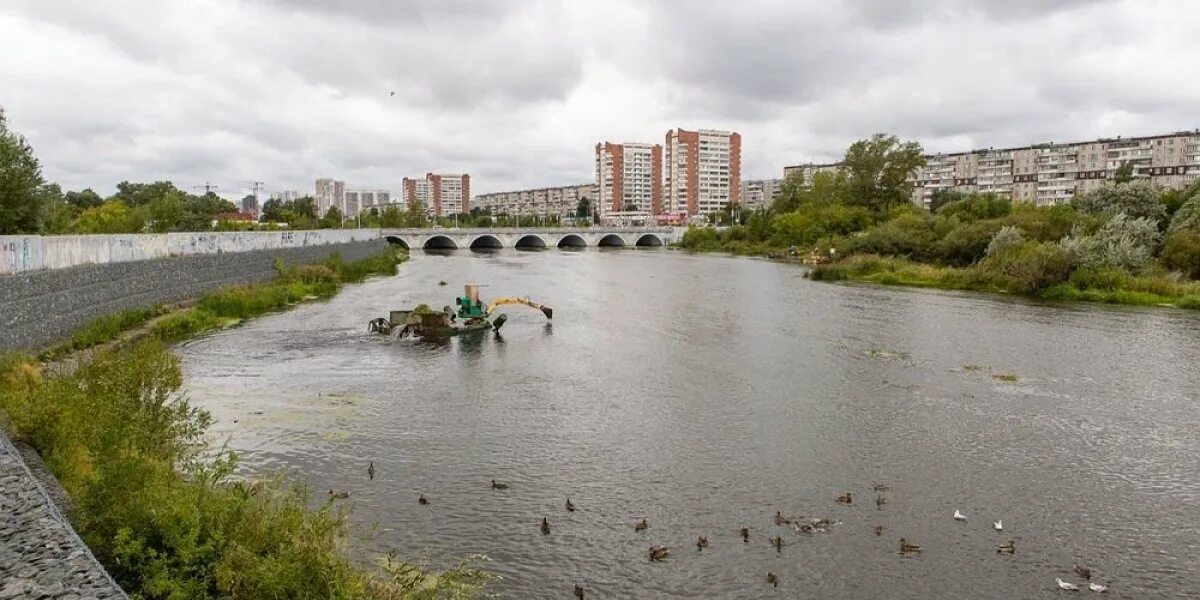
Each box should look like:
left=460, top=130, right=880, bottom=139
left=368, top=284, right=552, bottom=338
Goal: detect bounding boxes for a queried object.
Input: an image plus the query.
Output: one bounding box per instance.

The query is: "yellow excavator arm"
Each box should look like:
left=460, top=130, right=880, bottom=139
left=486, top=297, right=554, bottom=320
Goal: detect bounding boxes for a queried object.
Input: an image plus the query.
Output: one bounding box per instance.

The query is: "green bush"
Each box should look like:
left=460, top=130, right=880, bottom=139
left=770, top=204, right=871, bottom=248
left=1071, top=181, right=1167, bottom=223
left=982, top=241, right=1075, bottom=294
left=679, top=226, right=723, bottom=251
left=1068, top=267, right=1132, bottom=291
left=838, top=211, right=937, bottom=260
left=1, top=335, right=487, bottom=600
left=933, top=220, right=1001, bottom=266
left=150, top=309, right=225, bottom=342
left=935, top=194, right=1012, bottom=221
left=1161, top=231, right=1200, bottom=278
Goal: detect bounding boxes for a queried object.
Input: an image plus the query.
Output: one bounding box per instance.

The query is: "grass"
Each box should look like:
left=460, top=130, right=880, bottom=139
left=0, top=246, right=488, bottom=599
left=40, top=305, right=170, bottom=360
left=809, top=254, right=1200, bottom=311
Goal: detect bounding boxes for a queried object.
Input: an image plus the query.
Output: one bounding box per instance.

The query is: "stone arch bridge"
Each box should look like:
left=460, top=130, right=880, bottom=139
left=381, top=227, right=682, bottom=250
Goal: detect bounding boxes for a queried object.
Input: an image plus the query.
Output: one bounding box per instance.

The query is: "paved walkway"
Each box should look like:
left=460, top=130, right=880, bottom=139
left=0, top=432, right=125, bottom=599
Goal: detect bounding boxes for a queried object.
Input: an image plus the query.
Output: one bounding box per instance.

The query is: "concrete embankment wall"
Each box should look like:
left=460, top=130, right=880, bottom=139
left=0, top=234, right=388, bottom=352
left=0, top=230, right=379, bottom=276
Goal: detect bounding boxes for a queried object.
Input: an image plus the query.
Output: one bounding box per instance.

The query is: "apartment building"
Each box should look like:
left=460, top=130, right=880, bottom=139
left=314, top=178, right=345, bottom=216
left=665, top=129, right=742, bottom=216
left=787, top=130, right=1200, bottom=208
left=475, top=184, right=597, bottom=219
left=595, top=142, right=662, bottom=215
left=740, top=179, right=782, bottom=210
left=782, top=162, right=841, bottom=183
left=342, top=190, right=391, bottom=217
left=403, top=173, right=471, bottom=217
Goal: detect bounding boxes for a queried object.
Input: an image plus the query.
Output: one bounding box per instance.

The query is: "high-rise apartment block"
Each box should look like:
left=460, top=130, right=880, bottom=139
left=595, top=142, right=662, bottom=215
left=740, top=179, right=782, bottom=210
left=314, top=178, right=345, bottom=216
left=475, top=184, right=597, bottom=218
left=785, top=130, right=1200, bottom=208
left=403, top=173, right=470, bottom=217
left=343, top=190, right=391, bottom=217
left=665, top=129, right=742, bottom=216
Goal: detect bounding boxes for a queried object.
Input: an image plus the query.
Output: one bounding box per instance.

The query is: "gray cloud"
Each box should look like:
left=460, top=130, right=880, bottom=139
left=1, top=0, right=1196, bottom=197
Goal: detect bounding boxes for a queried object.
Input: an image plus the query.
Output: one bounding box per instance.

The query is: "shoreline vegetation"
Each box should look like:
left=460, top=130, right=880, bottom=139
left=1, top=247, right=493, bottom=599
left=678, top=134, right=1200, bottom=312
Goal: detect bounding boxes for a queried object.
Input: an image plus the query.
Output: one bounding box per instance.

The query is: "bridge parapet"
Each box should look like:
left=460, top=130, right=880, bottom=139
left=381, top=227, right=683, bottom=250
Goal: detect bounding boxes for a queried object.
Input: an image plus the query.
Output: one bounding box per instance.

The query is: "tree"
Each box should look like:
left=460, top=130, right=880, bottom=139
left=72, top=200, right=144, bottom=233
left=575, top=197, right=591, bottom=219
left=113, top=181, right=180, bottom=207
left=65, top=188, right=104, bottom=209
left=772, top=171, right=806, bottom=213
left=1071, top=181, right=1166, bottom=223
left=928, top=188, right=965, bottom=213
left=259, top=198, right=285, bottom=222
left=319, top=205, right=343, bottom=229
left=0, top=108, right=46, bottom=234
left=37, top=184, right=77, bottom=234
left=842, top=134, right=926, bottom=221
left=145, top=190, right=188, bottom=232
left=1168, top=188, right=1200, bottom=233
left=1113, top=160, right=1135, bottom=184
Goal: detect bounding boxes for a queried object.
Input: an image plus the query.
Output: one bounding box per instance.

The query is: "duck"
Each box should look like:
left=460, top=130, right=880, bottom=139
left=872, top=482, right=891, bottom=492
left=490, top=479, right=508, bottom=490
left=696, top=535, right=709, bottom=550
left=573, top=583, right=585, bottom=599
left=329, top=489, right=350, bottom=500
left=875, top=495, right=887, bottom=508
left=418, top=494, right=428, bottom=505
left=1088, top=582, right=1107, bottom=593
left=367, top=461, right=375, bottom=480
left=771, top=535, right=783, bottom=552
left=438, top=280, right=447, bottom=286
left=997, top=540, right=1015, bottom=554
left=898, top=538, right=922, bottom=553
left=740, top=527, right=750, bottom=542
left=1073, top=565, right=1092, bottom=580
left=774, top=511, right=794, bottom=526
left=874, top=525, right=884, bottom=536
left=953, top=510, right=967, bottom=521
left=994, top=520, right=1002, bottom=531
left=648, top=546, right=670, bottom=561
left=766, top=572, right=778, bottom=588
left=565, top=498, right=577, bottom=512
left=634, top=519, right=649, bottom=532
left=540, top=517, right=551, bottom=535
left=1056, top=578, right=1080, bottom=591
left=836, top=492, right=853, bottom=504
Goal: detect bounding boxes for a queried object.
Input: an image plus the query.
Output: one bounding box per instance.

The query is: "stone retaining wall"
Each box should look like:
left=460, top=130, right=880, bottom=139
left=1, top=433, right=127, bottom=599
left=0, top=239, right=389, bottom=352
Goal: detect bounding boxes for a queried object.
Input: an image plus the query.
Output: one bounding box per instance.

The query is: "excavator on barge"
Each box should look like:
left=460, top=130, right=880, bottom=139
left=368, top=284, right=552, bottom=339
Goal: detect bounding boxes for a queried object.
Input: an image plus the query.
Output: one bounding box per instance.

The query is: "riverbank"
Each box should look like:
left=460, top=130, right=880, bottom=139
left=0, top=248, right=491, bottom=599
left=809, top=254, right=1200, bottom=309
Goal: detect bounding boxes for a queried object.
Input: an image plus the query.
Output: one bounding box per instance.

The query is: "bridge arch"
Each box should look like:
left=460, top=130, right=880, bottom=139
left=384, top=235, right=409, bottom=249
left=469, top=234, right=503, bottom=251
left=423, top=235, right=458, bottom=250
left=557, top=234, right=586, bottom=249
left=597, top=234, right=626, bottom=247
left=635, top=233, right=664, bottom=247
left=514, top=234, right=548, bottom=250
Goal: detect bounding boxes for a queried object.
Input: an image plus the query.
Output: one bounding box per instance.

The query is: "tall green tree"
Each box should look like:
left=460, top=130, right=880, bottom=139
left=0, top=108, right=46, bottom=234
left=575, top=197, right=591, bottom=219
left=841, top=134, right=926, bottom=221
left=65, top=188, right=104, bottom=209
left=73, top=200, right=144, bottom=233
left=771, top=171, right=807, bottom=213
left=145, top=189, right=189, bottom=232
left=259, top=198, right=285, bottom=223
left=1113, top=160, right=1135, bottom=184
left=319, top=205, right=343, bottom=229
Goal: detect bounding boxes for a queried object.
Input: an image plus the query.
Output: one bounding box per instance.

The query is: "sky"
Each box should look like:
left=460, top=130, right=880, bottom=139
left=1, top=0, right=1198, bottom=199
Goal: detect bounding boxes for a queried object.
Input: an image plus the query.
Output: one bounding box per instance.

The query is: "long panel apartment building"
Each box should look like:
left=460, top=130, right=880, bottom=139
left=665, top=129, right=742, bottom=215
left=475, top=183, right=597, bottom=219
left=595, top=142, right=662, bottom=215
left=403, top=173, right=471, bottom=217
left=785, top=130, right=1200, bottom=208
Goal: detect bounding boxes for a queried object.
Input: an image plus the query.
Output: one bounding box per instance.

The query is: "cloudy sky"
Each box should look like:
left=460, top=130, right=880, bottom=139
left=2, top=0, right=1198, bottom=199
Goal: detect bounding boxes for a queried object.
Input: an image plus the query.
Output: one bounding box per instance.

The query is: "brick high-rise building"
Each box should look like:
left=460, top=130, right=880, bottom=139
left=665, top=129, right=741, bottom=216
left=403, top=173, right=471, bottom=217
left=595, top=142, right=663, bottom=215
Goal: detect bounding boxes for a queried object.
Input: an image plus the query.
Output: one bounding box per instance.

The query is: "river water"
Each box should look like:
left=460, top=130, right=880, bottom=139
left=178, top=249, right=1200, bottom=599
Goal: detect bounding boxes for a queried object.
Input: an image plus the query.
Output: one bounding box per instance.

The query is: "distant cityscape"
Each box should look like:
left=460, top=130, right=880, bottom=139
left=246, top=128, right=1200, bottom=224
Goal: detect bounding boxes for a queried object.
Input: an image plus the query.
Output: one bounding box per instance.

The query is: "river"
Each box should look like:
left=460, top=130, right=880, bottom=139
left=178, top=248, right=1200, bottom=599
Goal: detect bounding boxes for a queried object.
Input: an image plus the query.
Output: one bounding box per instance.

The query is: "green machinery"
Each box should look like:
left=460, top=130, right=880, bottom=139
left=369, top=284, right=553, bottom=339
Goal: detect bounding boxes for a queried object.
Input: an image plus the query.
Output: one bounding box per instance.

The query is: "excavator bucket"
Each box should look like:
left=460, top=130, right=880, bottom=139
left=541, top=306, right=554, bottom=320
